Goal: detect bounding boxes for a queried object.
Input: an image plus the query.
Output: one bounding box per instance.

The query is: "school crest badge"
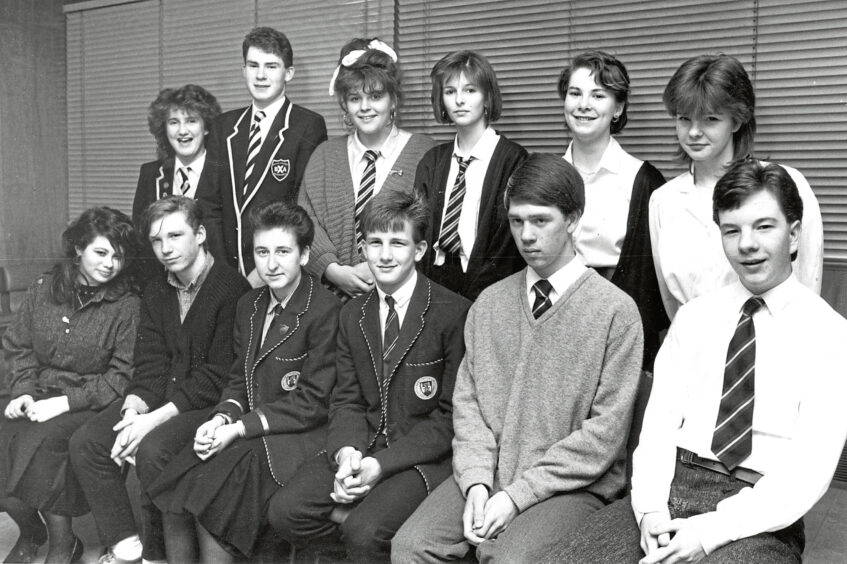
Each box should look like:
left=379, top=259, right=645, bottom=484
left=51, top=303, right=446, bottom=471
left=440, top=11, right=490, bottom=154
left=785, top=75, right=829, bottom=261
left=413, top=376, right=438, bottom=400
left=281, top=371, right=300, bottom=391
left=271, top=158, right=290, bottom=182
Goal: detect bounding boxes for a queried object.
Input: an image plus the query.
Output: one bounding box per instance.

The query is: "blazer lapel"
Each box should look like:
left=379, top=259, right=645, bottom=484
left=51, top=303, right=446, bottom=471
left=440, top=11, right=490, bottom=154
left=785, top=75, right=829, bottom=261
left=383, top=276, right=431, bottom=388
left=431, top=146, right=453, bottom=237
left=255, top=274, right=312, bottom=362
left=358, top=291, right=383, bottom=390
left=155, top=161, right=172, bottom=199
left=242, top=98, right=292, bottom=210
left=245, top=288, right=270, bottom=373
left=226, top=107, right=251, bottom=208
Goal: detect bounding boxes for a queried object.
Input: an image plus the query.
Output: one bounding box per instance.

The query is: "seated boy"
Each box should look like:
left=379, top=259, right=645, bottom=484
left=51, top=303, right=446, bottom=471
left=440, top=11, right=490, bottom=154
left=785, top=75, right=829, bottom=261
left=268, top=190, right=471, bottom=562
left=392, top=153, right=644, bottom=563
left=70, top=196, right=249, bottom=564
left=550, top=160, right=847, bottom=563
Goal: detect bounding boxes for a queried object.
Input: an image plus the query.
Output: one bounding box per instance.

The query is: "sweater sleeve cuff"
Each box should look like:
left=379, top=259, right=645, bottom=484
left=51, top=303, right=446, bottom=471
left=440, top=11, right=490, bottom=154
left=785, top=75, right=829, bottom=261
left=65, top=388, right=88, bottom=412
left=11, top=383, right=36, bottom=401
left=170, top=392, right=192, bottom=414
left=312, top=253, right=339, bottom=279
left=457, top=469, right=494, bottom=497
left=503, top=479, right=539, bottom=513
left=122, top=394, right=150, bottom=415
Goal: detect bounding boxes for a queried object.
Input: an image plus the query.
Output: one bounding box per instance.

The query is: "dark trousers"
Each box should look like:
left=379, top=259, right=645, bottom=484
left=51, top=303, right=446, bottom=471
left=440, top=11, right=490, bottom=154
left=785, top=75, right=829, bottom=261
left=267, top=453, right=428, bottom=563
left=545, top=460, right=805, bottom=563
left=68, top=402, right=210, bottom=561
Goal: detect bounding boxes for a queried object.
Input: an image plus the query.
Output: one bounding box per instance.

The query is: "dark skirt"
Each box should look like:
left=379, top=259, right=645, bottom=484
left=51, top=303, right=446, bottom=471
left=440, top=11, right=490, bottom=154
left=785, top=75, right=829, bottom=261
left=0, top=397, right=97, bottom=516
left=149, top=436, right=280, bottom=557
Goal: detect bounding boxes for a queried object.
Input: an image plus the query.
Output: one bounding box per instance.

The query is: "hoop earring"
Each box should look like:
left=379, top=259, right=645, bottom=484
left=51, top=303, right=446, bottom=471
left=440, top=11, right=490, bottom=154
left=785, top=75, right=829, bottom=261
left=343, top=112, right=354, bottom=128
left=72, top=255, right=81, bottom=265
left=484, top=106, right=490, bottom=122
left=612, top=114, right=621, bottom=123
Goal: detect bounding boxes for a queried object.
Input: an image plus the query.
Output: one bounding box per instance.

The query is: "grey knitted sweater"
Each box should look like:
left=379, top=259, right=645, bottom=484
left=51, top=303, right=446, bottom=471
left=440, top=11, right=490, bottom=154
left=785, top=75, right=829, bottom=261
left=452, top=268, right=643, bottom=511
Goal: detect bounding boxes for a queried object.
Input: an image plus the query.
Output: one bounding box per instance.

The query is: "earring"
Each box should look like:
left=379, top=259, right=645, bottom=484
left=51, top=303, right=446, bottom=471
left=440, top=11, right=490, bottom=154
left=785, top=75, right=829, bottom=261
left=612, top=114, right=621, bottom=123
left=343, top=112, right=353, bottom=128
left=441, top=109, right=450, bottom=123
left=389, top=107, right=396, bottom=124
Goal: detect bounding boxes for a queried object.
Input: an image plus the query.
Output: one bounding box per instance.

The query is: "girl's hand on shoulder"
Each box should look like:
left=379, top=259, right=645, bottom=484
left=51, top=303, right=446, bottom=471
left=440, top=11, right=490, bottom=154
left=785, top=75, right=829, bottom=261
left=325, top=263, right=373, bottom=297
left=26, top=396, right=70, bottom=422
left=4, top=394, right=34, bottom=419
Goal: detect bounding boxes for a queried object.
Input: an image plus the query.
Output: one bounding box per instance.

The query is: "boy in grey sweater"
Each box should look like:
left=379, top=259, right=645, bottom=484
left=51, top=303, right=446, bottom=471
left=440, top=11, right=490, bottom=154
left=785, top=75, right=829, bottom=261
left=392, top=153, right=644, bottom=563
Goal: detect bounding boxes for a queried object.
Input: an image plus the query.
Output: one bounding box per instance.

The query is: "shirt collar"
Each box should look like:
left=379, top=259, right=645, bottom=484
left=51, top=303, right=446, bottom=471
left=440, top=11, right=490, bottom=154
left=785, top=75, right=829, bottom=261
left=452, top=126, right=498, bottom=160
left=376, top=269, right=417, bottom=310
left=175, top=149, right=206, bottom=173
left=525, top=254, right=587, bottom=296
left=265, top=277, right=299, bottom=315
left=727, top=274, right=799, bottom=319
left=563, top=137, right=624, bottom=175
left=252, top=95, right=286, bottom=124
left=167, top=252, right=214, bottom=291
left=349, top=125, right=400, bottom=163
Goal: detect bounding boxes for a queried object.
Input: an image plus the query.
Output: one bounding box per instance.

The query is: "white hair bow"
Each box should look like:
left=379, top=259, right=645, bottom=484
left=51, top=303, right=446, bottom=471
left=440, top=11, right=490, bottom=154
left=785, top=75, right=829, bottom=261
left=328, top=39, right=398, bottom=96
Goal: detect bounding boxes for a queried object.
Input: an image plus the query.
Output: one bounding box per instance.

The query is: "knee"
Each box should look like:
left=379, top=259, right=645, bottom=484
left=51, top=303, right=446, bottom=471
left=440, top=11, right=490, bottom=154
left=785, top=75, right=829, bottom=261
left=339, top=511, right=387, bottom=554
left=266, top=489, right=304, bottom=540
left=68, top=423, right=109, bottom=469
left=134, top=435, right=167, bottom=484
left=390, top=522, right=421, bottom=563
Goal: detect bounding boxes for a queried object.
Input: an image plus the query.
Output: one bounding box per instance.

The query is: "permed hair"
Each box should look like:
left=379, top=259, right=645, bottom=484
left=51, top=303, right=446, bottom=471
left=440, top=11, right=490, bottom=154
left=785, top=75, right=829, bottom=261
left=147, top=84, right=221, bottom=161
left=663, top=53, right=756, bottom=162
left=557, top=50, right=631, bottom=134
left=248, top=200, right=315, bottom=251
left=505, top=153, right=585, bottom=219
left=334, top=37, right=402, bottom=117
left=242, top=26, right=293, bottom=68
left=360, top=189, right=430, bottom=244
left=430, top=50, right=502, bottom=125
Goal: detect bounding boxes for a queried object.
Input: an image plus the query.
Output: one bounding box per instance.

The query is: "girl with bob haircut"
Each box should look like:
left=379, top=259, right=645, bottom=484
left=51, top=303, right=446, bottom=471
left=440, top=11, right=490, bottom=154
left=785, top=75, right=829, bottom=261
left=299, top=37, right=435, bottom=299
left=416, top=50, right=527, bottom=300
left=558, top=50, right=668, bottom=370
left=0, top=207, right=141, bottom=564
left=149, top=201, right=341, bottom=562
left=649, top=53, right=823, bottom=319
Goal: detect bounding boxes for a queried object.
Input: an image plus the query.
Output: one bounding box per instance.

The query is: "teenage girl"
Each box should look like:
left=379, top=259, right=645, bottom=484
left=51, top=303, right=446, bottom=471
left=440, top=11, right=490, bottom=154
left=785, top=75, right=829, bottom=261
left=416, top=50, right=528, bottom=301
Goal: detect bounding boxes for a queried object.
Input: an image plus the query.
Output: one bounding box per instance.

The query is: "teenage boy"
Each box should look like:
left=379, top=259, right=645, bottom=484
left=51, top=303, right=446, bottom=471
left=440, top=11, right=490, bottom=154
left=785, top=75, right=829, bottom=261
left=200, top=26, right=328, bottom=280
left=392, top=153, right=644, bottom=563
left=268, top=190, right=471, bottom=562
left=70, top=196, right=249, bottom=564
left=551, top=160, right=847, bottom=563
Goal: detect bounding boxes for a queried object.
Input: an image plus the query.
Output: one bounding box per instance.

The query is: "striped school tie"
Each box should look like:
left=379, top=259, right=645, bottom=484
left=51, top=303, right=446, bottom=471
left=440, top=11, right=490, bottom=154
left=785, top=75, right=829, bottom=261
left=355, top=150, right=379, bottom=252
left=382, top=294, right=400, bottom=379
left=437, top=155, right=475, bottom=255
left=243, top=110, right=265, bottom=194
left=178, top=167, right=191, bottom=197
left=711, top=296, right=766, bottom=470
left=531, top=279, right=553, bottom=319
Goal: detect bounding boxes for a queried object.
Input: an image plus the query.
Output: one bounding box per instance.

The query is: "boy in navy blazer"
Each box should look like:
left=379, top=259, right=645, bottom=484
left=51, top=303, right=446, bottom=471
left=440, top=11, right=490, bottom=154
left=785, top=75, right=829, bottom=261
left=268, top=190, right=470, bottom=562
left=201, top=26, right=327, bottom=280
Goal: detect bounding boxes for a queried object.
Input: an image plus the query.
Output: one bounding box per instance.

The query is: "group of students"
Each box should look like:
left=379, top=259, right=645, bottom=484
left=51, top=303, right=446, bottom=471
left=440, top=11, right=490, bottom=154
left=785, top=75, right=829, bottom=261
left=0, top=23, right=845, bottom=564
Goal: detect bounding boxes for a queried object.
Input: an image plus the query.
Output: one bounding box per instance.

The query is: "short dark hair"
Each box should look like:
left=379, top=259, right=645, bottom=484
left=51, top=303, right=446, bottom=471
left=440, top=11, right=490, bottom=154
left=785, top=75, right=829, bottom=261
left=663, top=53, right=756, bottom=162
left=360, top=190, right=430, bottom=244
left=51, top=206, right=139, bottom=304
left=713, top=159, right=803, bottom=226
left=248, top=200, right=314, bottom=251
left=430, top=50, right=502, bottom=125
left=242, top=27, right=293, bottom=67
left=143, top=195, right=204, bottom=244
left=505, top=153, right=585, bottom=219
left=557, top=50, right=630, bottom=134
left=147, top=84, right=221, bottom=161
left=334, top=37, right=402, bottom=121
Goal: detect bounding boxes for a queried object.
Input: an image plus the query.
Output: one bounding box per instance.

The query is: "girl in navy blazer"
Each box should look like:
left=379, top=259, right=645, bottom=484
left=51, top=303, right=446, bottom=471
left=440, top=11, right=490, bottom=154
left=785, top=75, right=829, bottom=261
left=416, top=50, right=527, bottom=300
left=149, top=202, right=340, bottom=562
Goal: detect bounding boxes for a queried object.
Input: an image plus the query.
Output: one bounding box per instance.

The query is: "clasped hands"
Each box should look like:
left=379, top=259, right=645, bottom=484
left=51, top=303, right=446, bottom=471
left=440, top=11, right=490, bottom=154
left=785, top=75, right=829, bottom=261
left=462, top=484, right=519, bottom=546
left=638, top=510, right=706, bottom=564
left=4, top=394, right=69, bottom=422
left=330, top=447, right=382, bottom=504
left=193, top=415, right=244, bottom=461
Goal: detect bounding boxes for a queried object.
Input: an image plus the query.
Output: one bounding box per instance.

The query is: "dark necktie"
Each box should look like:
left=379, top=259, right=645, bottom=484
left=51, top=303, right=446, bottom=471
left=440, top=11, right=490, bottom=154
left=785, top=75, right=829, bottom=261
left=261, top=303, right=284, bottom=346
left=382, top=294, right=400, bottom=379
left=531, top=279, right=554, bottom=319
left=178, top=167, right=191, bottom=196
left=438, top=155, right=475, bottom=255
left=711, top=296, right=766, bottom=470
left=355, top=150, right=379, bottom=253
left=244, top=110, right=265, bottom=194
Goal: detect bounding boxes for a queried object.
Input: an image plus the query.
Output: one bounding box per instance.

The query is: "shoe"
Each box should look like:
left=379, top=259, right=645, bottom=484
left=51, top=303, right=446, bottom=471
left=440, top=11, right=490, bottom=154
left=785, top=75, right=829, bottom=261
left=3, top=527, right=47, bottom=564
left=98, top=546, right=142, bottom=564
left=44, top=536, right=84, bottom=564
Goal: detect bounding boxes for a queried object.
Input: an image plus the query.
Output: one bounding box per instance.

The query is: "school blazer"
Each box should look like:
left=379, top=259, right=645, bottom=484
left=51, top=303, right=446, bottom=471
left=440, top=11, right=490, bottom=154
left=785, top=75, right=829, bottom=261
left=201, top=98, right=327, bottom=275
left=131, top=157, right=217, bottom=229
left=327, top=274, right=471, bottom=492
left=214, top=274, right=341, bottom=487
left=416, top=135, right=528, bottom=301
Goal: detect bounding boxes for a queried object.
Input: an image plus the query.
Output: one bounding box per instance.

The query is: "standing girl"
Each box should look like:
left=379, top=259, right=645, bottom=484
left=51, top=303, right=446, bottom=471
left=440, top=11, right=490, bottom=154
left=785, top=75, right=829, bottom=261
left=650, top=53, right=823, bottom=319
left=299, top=37, right=435, bottom=299
left=0, top=208, right=140, bottom=563
left=417, top=50, right=527, bottom=300
left=558, top=50, right=668, bottom=369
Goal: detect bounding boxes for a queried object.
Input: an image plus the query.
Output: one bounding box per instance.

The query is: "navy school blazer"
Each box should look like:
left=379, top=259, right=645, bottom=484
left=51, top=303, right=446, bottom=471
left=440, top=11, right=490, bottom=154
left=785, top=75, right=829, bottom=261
left=327, top=274, right=471, bottom=493
left=200, top=99, right=327, bottom=276
left=215, top=274, right=341, bottom=487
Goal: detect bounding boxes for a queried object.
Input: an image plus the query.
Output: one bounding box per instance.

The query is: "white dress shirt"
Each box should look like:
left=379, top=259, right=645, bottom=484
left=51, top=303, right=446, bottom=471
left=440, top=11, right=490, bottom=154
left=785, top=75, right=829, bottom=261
left=252, top=96, right=286, bottom=147
left=525, top=255, right=587, bottom=307
left=173, top=150, right=206, bottom=199
left=434, top=127, right=501, bottom=271
left=348, top=126, right=412, bottom=197
left=631, top=277, right=847, bottom=554
left=649, top=162, right=823, bottom=320
left=376, top=270, right=417, bottom=334
left=565, top=138, right=642, bottom=268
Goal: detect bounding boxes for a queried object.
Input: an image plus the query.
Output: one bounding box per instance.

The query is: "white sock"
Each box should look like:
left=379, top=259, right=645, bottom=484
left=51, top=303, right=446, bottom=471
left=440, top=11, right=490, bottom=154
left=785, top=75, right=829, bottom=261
left=112, top=535, right=143, bottom=560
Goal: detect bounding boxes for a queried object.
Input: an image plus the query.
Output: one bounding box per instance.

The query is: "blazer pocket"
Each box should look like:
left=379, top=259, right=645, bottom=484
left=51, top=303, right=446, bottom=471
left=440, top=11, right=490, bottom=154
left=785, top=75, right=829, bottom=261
left=272, top=353, right=308, bottom=393
left=403, top=358, right=445, bottom=415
